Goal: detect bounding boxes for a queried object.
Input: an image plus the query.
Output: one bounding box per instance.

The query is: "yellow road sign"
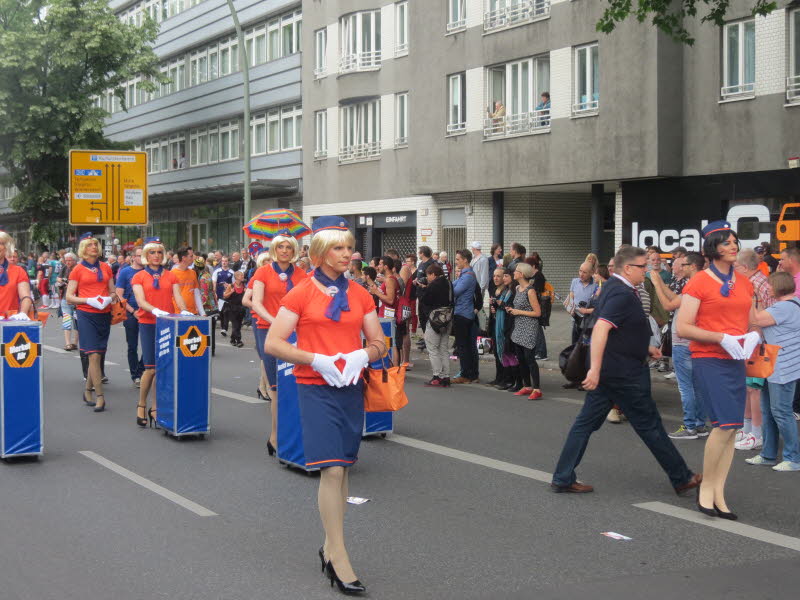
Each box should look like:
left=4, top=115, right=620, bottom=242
left=69, top=150, right=148, bottom=225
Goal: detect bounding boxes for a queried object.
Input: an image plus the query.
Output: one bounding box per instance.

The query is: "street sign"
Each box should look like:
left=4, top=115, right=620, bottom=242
left=69, top=150, right=148, bottom=225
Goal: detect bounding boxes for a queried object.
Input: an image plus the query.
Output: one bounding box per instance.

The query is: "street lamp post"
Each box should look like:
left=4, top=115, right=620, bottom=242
left=225, top=0, right=251, bottom=226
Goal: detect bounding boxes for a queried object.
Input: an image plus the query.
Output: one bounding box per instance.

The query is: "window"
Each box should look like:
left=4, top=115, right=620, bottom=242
left=314, top=110, right=328, bottom=158
left=281, top=104, right=303, bottom=151
left=219, top=35, right=239, bottom=76
left=485, top=55, right=550, bottom=136
left=340, top=11, right=382, bottom=72
left=448, top=0, right=466, bottom=32
left=722, top=20, right=755, bottom=98
left=189, top=49, right=208, bottom=86
left=395, top=92, right=408, bottom=146
left=208, top=43, right=219, bottom=80
left=190, top=127, right=209, bottom=166
left=447, top=73, right=466, bottom=134
left=208, top=125, right=219, bottom=162
left=484, top=0, right=551, bottom=33
left=573, top=43, right=599, bottom=114
left=268, top=18, right=281, bottom=61
left=168, top=133, right=186, bottom=169
left=339, top=99, right=381, bottom=162
left=396, top=2, right=408, bottom=55
left=267, top=109, right=281, bottom=153
left=282, top=10, right=302, bottom=57
left=250, top=113, right=267, bottom=155
left=790, top=10, right=800, bottom=101
left=314, top=28, right=327, bottom=78
left=246, top=24, right=267, bottom=66
left=166, top=57, right=186, bottom=94
left=219, top=120, right=240, bottom=161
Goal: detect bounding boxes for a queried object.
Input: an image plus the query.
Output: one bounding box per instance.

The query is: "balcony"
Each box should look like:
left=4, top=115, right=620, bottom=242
left=787, top=75, right=800, bottom=103
left=720, top=82, right=755, bottom=100
left=483, top=109, right=550, bottom=138
left=446, top=18, right=466, bottom=33
left=572, top=95, right=599, bottom=116
left=313, top=149, right=327, bottom=160
left=446, top=122, right=466, bottom=135
left=314, top=66, right=326, bottom=79
left=395, top=41, right=409, bottom=56
left=339, top=51, right=382, bottom=74
left=395, top=136, right=408, bottom=148
left=338, top=142, right=381, bottom=163
left=484, top=0, right=550, bottom=33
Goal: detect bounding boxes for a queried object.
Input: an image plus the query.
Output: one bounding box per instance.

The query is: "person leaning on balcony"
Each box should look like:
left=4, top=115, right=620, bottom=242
left=536, top=91, right=551, bottom=126
left=488, top=100, right=506, bottom=131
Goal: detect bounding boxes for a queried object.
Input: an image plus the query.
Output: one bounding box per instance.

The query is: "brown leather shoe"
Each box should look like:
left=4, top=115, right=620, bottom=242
left=550, top=481, right=594, bottom=494
left=451, top=377, right=477, bottom=384
left=674, top=472, right=703, bottom=496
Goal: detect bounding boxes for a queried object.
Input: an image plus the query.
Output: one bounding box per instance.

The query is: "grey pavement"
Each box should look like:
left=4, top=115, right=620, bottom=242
left=1, top=312, right=799, bottom=599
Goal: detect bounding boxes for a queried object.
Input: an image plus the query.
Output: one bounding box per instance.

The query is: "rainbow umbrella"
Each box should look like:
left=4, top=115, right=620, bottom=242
left=243, top=209, right=311, bottom=241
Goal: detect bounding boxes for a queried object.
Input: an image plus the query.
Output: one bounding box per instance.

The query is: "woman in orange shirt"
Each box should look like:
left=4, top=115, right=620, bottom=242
left=677, top=221, right=758, bottom=520
left=0, top=231, right=33, bottom=319
left=243, top=251, right=272, bottom=401
left=65, top=233, right=117, bottom=412
left=266, top=217, right=385, bottom=595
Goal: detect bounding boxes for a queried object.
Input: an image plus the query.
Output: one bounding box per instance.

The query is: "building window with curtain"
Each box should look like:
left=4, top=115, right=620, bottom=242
left=281, top=104, right=303, bottom=151
left=340, top=11, right=382, bottom=72
left=315, top=110, right=328, bottom=159
left=721, top=19, right=755, bottom=99
left=339, top=99, right=381, bottom=163
left=395, top=92, right=408, bottom=147
left=447, top=72, right=466, bottom=134
left=315, top=28, right=327, bottom=78
left=573, top=43, right=599, bottom=115
left=448, top=0, right=466, bottom=32
left=396, top=1, right=409, bottom=55
left=485, top=54, right=550, bottom=137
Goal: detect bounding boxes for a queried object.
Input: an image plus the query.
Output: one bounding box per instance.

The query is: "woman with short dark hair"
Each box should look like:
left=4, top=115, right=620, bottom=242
left=420, top=262, right=453, bottom=387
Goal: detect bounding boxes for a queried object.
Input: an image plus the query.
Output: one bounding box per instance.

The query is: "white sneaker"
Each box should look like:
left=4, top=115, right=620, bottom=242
left=734, top=429, right=746, bottom=443
left=606, top=408, right=622, bottom=423
left=663, top=372, right=676, bottom=380
left=773, top=461, right=800, bottom=471
left=734, top=434, right=763, bottom=451
left=745, top=455, right=777, bottom=466
left=794, top=412, right=800, bottom=422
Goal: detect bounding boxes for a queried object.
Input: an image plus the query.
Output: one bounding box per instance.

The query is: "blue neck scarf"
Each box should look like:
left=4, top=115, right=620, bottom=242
left=273, top=261, right=296, bottom=291
left=144, top=265, right=164, bottom=289
left=0, top=259, right=8, bottom=286
left=80, top=259, right=103, bottom=282
left=314, top=268, right=350, bottom=322
left=709, top=262, right=734, bottom=297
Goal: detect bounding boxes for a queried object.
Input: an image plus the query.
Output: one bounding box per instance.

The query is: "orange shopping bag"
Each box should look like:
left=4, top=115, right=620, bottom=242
left=745, top=343, right=781, bottom=379
left=363, top=363, right=409, bottom=412
left=110, top=299, right=127, bottom=326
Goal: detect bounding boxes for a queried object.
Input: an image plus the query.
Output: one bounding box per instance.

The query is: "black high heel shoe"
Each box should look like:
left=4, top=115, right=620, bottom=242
left=318, top=546, right=327, bottom=573
left=136, top=404, right=147, bottom=427
left=82, top=389, right=96, bottom=407
left=325, top=561, right=366, bottom=595
left=266, top=441, right=276, bottom=457
left=93, top=395, right=106, bottom=413
left=148, top=408, right=157, bottom=429
left=715, top=505, right=738, bottom=521
left=257, top=389, right=269, bottom=402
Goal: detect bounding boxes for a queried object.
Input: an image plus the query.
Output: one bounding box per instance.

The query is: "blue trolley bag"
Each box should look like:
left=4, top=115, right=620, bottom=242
left=155, top=315, right=211, bottom=438
left=362, top=317, right=394, bottom=437
left=0, top=320, right=43, bottom=459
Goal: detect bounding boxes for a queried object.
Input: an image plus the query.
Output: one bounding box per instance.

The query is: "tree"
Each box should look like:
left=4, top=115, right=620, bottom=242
left=597, top=0, right=778, bottom=45
left=0, top=0, right=162, bottom=246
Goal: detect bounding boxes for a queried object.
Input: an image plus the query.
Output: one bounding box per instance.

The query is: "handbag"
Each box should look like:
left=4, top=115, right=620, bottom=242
left=110, top=299, right=127, bottom=326
left=745, top=343, right=781, bottom=379
left=363, top=363, right=409, bottom=412
left=428, top=278, right=454, bottom=334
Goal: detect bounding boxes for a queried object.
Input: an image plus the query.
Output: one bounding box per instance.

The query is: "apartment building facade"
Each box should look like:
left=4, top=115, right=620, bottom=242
left=302, top=0, right=800, bottom=294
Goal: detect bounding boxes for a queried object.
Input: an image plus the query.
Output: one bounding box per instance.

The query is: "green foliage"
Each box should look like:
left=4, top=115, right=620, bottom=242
left=0, top=0, right=161, bottom=244
left=597, top=0, right=778, bottom=45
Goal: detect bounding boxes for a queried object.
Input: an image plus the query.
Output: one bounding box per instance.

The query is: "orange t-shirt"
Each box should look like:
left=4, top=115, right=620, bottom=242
left=69, top=261, right=113, bottom=313
left=131, top=268, right=177, bottom=324
left=0, top=263, right=29, bottom=313
left=682, top=269, right=753, bottom=359
left=252, top=264, right=308, bottom=329
left=171, top=266, right=198, bottom=314
left=281, top=278, right=376, bottom=385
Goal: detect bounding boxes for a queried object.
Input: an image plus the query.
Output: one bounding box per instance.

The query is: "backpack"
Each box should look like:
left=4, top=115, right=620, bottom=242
left=473, top=278, right=483, bottom=311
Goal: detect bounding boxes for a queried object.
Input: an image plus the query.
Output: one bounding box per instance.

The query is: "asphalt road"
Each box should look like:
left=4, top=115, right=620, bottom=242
left=1, top=319, right=799, bottom=600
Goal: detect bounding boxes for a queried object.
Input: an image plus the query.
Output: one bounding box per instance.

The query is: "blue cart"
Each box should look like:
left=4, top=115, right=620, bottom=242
left=0, top=321, right=43, bottom=459
left=155, top=315, right=212, bottom=439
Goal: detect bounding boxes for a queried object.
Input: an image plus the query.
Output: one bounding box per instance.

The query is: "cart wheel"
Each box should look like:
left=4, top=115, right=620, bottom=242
left=198, top=434, right=205, bottom=440
left=381, top=433, right=387, bottom=439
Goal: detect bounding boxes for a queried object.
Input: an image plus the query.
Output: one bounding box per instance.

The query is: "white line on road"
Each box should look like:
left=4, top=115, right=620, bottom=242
left=389, top=434, right=552, bottom=483
left=43, top=344, right=68, bottom=354
left=634, top=501, right=800, bottom=553
left=79, top=451, right=217, bottom=517
left=212, top=387, right=267, bottom=404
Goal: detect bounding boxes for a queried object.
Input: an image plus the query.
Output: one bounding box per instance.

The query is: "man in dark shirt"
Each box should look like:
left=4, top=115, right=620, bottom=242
left=413, top=246, right=436, bottom=332
left=115, top=246, right=145, bottom=387
left=551, top=246, right=702, bottom=495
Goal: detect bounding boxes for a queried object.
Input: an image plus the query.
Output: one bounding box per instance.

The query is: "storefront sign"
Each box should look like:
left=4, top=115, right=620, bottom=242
left=420, top=228, right=433, bottom=236
left=375, top=212, right=416, bottom=228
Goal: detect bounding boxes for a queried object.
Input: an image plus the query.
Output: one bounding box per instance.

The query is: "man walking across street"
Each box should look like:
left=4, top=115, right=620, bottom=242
left=470, top=241, right=489, bottom=300
left=451, top=249, right=480, bottom=384
left=551, top=246, right=702, bottom=495
left=115, top=246, right=145, bottom=388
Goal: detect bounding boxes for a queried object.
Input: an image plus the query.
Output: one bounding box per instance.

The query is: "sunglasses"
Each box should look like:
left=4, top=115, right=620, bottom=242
left=628, top=263, right=648, bottom=269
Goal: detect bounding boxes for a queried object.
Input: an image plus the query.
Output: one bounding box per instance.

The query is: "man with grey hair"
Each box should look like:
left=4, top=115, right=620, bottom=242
left=438, top=250, right=451, bottom=280
left=470, top=242, right=489, bottom=298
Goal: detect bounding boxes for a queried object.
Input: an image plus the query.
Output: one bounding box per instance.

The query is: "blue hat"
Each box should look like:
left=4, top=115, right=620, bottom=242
left=702, top=220, right=732, bottom=238
left=79, top=232, right=94, bottom=241
left=144, top=236, right=162, bottom=244
left=311, top=216, right=350, bottom=234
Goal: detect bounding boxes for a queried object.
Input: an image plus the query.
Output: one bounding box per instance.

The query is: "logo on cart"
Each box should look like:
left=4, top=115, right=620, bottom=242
left=176, top=325, right=209, bottom=358
left=2, top=332, right=40, bottom=368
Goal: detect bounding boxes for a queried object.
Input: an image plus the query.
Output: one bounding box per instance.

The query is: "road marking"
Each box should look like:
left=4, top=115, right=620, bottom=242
left=634, top=501, right=800, bottom=553
left=212, top=387, right=266, bottom=404
left=389, top=434, right=552, bottom=483
left=79, top=451, right=217, bottom=517
left=43, top=345, right=68, bottom=354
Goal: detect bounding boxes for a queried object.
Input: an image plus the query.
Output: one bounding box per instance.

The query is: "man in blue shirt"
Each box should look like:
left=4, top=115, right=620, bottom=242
left=212, top=256, right=235, bottom=336
left=115, top=246, right=145, bottom=387
left=451, top=249, right=480, bottom=384
left=551, top=246, right=702, bottom=495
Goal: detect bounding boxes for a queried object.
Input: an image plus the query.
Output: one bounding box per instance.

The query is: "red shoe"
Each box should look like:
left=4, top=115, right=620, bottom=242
left=514, top=387, right=533, bottom=396
left=424, top=377, right=443, bottom=387
left=527, top=390, right=543, bottom=400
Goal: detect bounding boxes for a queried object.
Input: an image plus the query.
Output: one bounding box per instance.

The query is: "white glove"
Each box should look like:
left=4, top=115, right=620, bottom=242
left=8, top=312, right=30, bottom=321
left=720, top=333, right=746, bottom=360
left=180, top=310, right=194, bottom=316
left=311, top=353, right=345, bottom=387
left=340, top=349, right=369, bottom=386
left=741, top=331, right=762, bottom=360
left=86, top=296, right=111, bottom=310
left=151, top=308, right=169, bottom=318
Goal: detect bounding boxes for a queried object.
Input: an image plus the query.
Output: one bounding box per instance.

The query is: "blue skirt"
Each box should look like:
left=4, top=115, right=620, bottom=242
left=253, top=327, right=277, bottom=390
left=140, top=323, right=156, bottom=369
left=297, top=382, right=364, bottom=469
left=76, top=310, right=111, bottom=354
left=692, top=357, right=746, bottom=430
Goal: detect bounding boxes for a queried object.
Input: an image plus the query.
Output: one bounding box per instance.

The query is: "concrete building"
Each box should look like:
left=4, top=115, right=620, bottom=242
left=301, top=0, right=800, bottom=294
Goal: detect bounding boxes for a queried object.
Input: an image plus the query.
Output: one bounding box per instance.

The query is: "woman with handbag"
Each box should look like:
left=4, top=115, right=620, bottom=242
left=420, top=263, right=453, bottom=387
left=132, top=237, right=192, bottom=428
left=506, top=263, right=544, bottom=400
left=265, top=216, right=385, bottom=595
left=496, top=269, right=520, bottom=391
left=66, top=233, right=118, bottom=412
left=747, top=271, right=800, bottom=472
left=487, top=267, right=507, bottom=386
left=677, top=221, right=758, bottom=519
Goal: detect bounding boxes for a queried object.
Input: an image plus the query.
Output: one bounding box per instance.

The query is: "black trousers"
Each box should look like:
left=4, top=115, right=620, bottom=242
left=514, top=344, right=540, bottom=389
left=224, top=305, right=245, bottom=343
left=453, top=315, right=479, bottom=380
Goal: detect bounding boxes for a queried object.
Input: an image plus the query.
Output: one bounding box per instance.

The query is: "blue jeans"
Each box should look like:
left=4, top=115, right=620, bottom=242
left=552, top=364, right=693, bottom=489
left=761, top=380, right=800, bottom=463
left=123, top=312, right=144, bottom=380
left=672, top=344, right=706, bottom=429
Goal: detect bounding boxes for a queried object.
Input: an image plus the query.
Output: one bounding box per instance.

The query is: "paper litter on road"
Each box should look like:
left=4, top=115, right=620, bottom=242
left=347, top=497, right=370, bottom=505
left=601, top=532, right=632, bottom=541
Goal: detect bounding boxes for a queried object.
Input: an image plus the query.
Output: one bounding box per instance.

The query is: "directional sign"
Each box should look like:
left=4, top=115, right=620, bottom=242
left=69, top=150, right=148, bottom=225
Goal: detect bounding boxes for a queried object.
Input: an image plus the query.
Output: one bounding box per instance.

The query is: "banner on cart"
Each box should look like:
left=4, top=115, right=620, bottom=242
left=176, top=325, right=209, bottom=358
left=1, top=323, right=43, bottom=457
left=2, top=332, right=40, bottom=368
